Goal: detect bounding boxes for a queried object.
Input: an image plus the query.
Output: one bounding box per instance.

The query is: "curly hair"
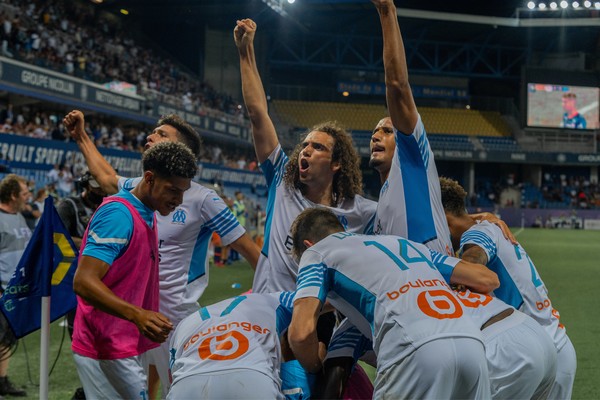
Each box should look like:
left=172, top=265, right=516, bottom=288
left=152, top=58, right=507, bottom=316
left=439, top=177, right=468, bottom=217
left=157, top=114, right=202, bottom=160
left=283, top=121, right=363, bottom=205
left=143, top=142, right=198, bottom=179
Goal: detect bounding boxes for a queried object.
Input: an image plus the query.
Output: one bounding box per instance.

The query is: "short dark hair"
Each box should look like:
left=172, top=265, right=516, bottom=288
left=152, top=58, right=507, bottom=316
left=157, top=114, right=202, bottom=160
left=0, top=174, right=26, bottom=204
left=283, top=121, right=363, bottom=204
left=439, top=177, right=468, bottom=216
left=142, top=142, right=198, bottom=179
left=290, top=207, right=344, bottom=260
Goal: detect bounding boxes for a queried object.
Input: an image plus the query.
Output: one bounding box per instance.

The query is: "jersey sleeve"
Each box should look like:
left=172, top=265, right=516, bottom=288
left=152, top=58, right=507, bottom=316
left=201, top=192, right=245, bottom=246
left=459, top=222, right=498, bottom=262
left=81, top=202, right=133, bottom=266
left=295, top=250, right=328, bottom=304
left=428, top=249, right=461, bottom=284
left=259, top=145, right=288, bottom=188
left=276, top=291, right=296, bottom=335
left=325, top=318, right=373, bottom=362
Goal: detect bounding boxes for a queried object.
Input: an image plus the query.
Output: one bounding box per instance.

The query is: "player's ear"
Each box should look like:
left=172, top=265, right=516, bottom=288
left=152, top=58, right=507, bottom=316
left=303, top=239, right=315, bottom=249
left=144, top=170, right=155, bottom=186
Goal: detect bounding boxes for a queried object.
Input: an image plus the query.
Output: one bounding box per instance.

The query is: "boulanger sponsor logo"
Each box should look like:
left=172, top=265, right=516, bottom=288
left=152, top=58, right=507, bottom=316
left=455, top=290, right=492, bottom=308
left=386, top=278, right=451, bottom=300
left=417, top=290, right=463, bottom=319
left=198, top=331, right=249, bottom=361
left=183, top=321, right=272, bottom=361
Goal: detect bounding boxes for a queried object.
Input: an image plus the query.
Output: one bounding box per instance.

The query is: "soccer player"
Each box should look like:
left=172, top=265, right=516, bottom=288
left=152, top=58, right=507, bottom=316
left=234, top=18, right=377, bottom=293
left=368, top=0, right=515, bottom=254
left=63, top=110, right=260, bottom=397
left=167, top=292, right=295, bottom=399
left=440, top=176, right=577, bottom=400
left=288, top=208, right=491, bottom=399
left=72, top=142, right=197, bottom=399
left=455, top=289, right=557, bottom=399
left=368, top=0, right=451, bottom=256
left=562, top=93, right=586, bottom=129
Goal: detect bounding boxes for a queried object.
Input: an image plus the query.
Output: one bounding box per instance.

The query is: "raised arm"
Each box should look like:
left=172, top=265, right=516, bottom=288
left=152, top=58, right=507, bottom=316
left=63, top=110, right=120, bottom=194
left=373, top=0, right=418, bottom=134
left=234, top=19, right=279, bottom=163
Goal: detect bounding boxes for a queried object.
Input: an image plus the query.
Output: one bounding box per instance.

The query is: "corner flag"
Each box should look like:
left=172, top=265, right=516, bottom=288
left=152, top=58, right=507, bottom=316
left=0, top=196, right=78, bottom=338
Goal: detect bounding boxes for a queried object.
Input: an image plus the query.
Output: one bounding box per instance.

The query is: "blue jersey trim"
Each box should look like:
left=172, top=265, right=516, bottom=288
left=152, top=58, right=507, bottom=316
left=187, top=226, right=211, bottom=284
left=396, top=133, right=437, bottom=244
left=330, top=270, right=375, bottom=330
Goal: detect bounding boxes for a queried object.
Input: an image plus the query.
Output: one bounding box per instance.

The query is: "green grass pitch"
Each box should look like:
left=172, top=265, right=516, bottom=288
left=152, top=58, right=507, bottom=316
left=7, top=228, right=600, bottom=399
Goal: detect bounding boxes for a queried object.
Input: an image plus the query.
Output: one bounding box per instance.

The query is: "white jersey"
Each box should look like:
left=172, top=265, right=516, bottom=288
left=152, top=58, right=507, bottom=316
left=168, top=292, right=295, bottom=388
left=374, top=115, right=452, bottom=255
left=295, top=233, right=482, bottom=373
left=454, top=289, right=512, bottom=329
left=460, top=221, right=568, bottom=350
left=119, top=178, right=245, bottom=322
left=253, top=145, right=377, bottom=293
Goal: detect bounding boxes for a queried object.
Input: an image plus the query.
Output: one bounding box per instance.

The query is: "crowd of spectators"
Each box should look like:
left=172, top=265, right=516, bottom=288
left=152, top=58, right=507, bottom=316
left=0, top=103, right=260, bottom=174
left=0, top=0, right=247, bottom=124
left=468, top=173, right=600, bottom=210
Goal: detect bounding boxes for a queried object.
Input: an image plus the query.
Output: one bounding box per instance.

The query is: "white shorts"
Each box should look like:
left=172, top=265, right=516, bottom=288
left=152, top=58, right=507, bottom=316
left=166, top=369, right=284, bottom=400
left=73, top=353, right=147, bottom=400
left=141, top=340, right=171, bottom=398
left=483, top=310, right=557, bottom=400
left=373, top=337, right=490, bottom=399
left=548, top=335, right=577, bottom=400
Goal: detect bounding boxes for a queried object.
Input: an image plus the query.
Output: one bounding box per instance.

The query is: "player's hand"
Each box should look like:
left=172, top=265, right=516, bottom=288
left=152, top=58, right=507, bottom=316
left=132, top=309, right=173, bottom=343
left=234, top=19, right=256, bottom=51
left=63, top=110, right=86, bottom=142
left=470, top=212, right=518, bottom=245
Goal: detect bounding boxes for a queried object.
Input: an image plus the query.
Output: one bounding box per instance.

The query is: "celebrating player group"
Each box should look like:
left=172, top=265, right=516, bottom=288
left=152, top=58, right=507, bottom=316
left=62, top=0, right=576, bottom=399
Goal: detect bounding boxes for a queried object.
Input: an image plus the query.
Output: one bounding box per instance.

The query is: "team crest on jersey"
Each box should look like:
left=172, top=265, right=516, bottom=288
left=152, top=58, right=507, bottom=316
left=172, top=209, right=187, bottom=225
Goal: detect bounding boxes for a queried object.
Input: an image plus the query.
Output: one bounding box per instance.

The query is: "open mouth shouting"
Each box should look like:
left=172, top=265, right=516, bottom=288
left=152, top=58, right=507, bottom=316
left=299, top=158, right=309, bottom=173
left=371, top=143, right=385, bottom=156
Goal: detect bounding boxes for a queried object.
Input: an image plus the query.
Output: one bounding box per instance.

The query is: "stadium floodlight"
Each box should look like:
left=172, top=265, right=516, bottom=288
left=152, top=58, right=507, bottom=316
left=584, top=0, right=592, bottom=7
left=527, top=1, right=536, bottom=8
left=572, top=1, right=580, bottom=7
left=550, top=2, right=558, bottom=8
left=538, top=2, right=547, bottom=9
left=287, top=0, right=295, bottom=3
left=595, top=1, right=600, bottom=7
left=560, top=0, right=569, bottom=7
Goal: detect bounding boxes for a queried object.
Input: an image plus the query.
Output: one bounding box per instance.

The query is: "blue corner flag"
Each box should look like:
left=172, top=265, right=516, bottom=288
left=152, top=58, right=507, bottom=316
left=0, top=196, right=79, bottom=338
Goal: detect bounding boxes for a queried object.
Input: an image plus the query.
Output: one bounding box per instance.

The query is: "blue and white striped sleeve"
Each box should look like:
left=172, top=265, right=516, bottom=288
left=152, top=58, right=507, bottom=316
left=429, top=249, right=461, bottom=284
left=204, top=196, right=245, bottom=245
left=459, top=225, right=497, bottom=262
left=326, top=319, right=373, bottom=362
left=260, top=145, right=288, bottom=188
left=295, top=251, right=328, bottom=304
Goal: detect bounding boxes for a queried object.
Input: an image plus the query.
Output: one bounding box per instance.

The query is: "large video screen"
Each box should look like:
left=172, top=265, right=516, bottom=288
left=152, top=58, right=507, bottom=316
left=527, top=83, right=599, bottom=130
